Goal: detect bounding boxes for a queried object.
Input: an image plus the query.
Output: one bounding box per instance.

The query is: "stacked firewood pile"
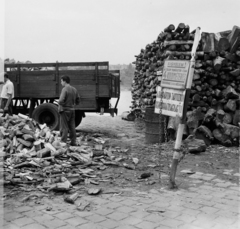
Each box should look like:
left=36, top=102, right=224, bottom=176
left=131, top=23, right=240, bottom=146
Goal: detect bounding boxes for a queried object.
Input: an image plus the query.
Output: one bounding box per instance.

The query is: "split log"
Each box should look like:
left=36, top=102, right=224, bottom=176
left=37, top=147, right=51, bottom=158
left=228, top=25, right=240, bottom=48
left=213, top=57, right=227, bottom=72
left=223, top=112, right=233, bottom=124
left=17, top=138, right=32, bottom=148
left=233, top=110, right=240, bottom=126
left=222, top=86, right=239, bottom=99
left=224, top=99, right=236, bottom=112
left=163, top=40, right=193, bottom=47
left=175, top=23, right=185, bottom=33
left=22, top=134, right=35, bottom=142
left=194, top=125, right=213, bottom=146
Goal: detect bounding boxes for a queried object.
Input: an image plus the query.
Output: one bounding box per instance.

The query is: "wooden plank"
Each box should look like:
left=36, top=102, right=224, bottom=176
left=99, top=85, right=110, bottom=97
left=76, top=99, right=97, bottom=109
left=228, top=25, right=240, bottom=48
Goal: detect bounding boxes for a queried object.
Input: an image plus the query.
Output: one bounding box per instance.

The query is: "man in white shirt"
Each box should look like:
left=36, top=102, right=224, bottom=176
left=0, top=73, right=14, bottom=116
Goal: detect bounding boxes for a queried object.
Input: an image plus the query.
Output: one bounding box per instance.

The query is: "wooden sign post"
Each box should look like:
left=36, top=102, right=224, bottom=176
left=169, top=27, right=201, bottom=188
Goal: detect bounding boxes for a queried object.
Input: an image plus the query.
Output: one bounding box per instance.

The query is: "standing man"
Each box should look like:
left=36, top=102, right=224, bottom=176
left=59, top=75, right=80, bottom=146
left=0, top=73, right=14, bottom=116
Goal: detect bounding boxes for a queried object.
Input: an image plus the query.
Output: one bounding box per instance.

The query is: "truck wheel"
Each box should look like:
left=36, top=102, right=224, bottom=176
left=75, top=111, right=83, bottom=128
left=32, top=103, right=59, bottom=130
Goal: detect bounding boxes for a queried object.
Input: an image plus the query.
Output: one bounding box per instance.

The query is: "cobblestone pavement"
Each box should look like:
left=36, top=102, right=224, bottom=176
left=2, top=172, right=240, bottom=229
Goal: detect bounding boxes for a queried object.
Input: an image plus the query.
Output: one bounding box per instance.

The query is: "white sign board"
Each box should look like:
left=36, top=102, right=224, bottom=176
left=155, top=87, right=186, bottom=117
left=161, top=60, right=190, bottom=89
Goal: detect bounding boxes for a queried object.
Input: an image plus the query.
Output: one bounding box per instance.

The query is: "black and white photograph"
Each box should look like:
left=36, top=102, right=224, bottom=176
left=0, top=0, right=239, bottom=229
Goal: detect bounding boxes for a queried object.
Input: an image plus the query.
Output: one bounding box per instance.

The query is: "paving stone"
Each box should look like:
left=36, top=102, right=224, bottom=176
left=94, top=208, right=114, bottom=216
left=130, top=210, right=150, bottom=219
left=177, top=224, right=203, bottom=229
left=120, top=199, right=139, bottom=207
left=233, top=173, right=240, bottom=177
left=41, top=208, right=63, bottom=215
left=183, top=202, right=202, bottom=210
left=107, top=212, right=128, bottom=221
left=99, top=219, right=121, bottom=229
left=115, top=225, right=137, bottom=229
left=175, top=214, right=196, bottom=223
left=198, top=194, right=213, bottom=200
left=230, top=186, right=240, bottom=191
left=42, top=218, right=67, bottom=228
left=215, top=182, right=232, bottom=188
left=213, top=216, right=237, bottom=225
left=21, top=223, right=47, bottom=229
left=196, top=213, right=218, bottom=221
left=191, top=180, right=203, bottom=184
left=54, top=212, right=74, bottom=220
left=213, top=203, right=233, bottom=211
left=85, top=214, right=106, bottom=223
left=117, top=206, right=136, bottom=214
left=200, top=176, right=215, bottom=181
left=189, top=174, right=202, bottom=179
left=12, top=217, right=35, bottom=227
left=198, top=200, right=215, bottom=207
left=166, top=205, right=185, bottom=212
left=162, top=210, right=181, bottom=218
left=212, top=179, right=225, bottom=183
left=135, top=220, right=158, bottom=229
left=143, top=214, right=165, bottom=223
left=64, top=216, right=88, bottom=226
left=34, top=205, right=49, bottom=211
left=200, top=206, right=219, bottom=214
left=138, top=198, right=155, bottom=204
left=182, top=208, right=201, bottom=216
left=182, top=192, right=199, bottom=198
left=159, top=218, right=183, bottom=228
left=4, top=212, right=24, bottom=221
left=225, top=194, right=239, bottom=201
left=58, top=225, right=77, bottom=229
left=76, top=223, right=104, bottom=229
left=155, top=226, right=171, bottom=229
left=204, top=173, right=216, bottom=177
left=107, top=196, right=126, bottom=203
left=33, top=214, right=55, bottom=223
left=74, top=211, right=94, bottom=218
left=104, top=202, right=123, bottom=209
left=14, top=206, right=33, bottom=213
left=22, top=210, right=43, bottom=218
left=3, top=224, right=21, bottom=229
left=120, top=216, right=143, bottom=225
left=217, top=209, right=238, bottom=218
left=92, top=198, right=110, bottom=205
left=192, top=218, right=216, bottom=228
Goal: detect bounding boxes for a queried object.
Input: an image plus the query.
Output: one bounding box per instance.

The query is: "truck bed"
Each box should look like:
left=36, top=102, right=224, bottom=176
left=5, top=62, right=120, bottom=111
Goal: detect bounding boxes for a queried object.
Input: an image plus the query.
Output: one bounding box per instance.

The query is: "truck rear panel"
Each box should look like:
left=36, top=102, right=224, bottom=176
left=5, top=62, right=119, bottom=112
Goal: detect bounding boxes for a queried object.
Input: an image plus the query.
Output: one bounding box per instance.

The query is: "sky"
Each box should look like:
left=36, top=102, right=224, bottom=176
left=2, top=0, right=240, bottom=65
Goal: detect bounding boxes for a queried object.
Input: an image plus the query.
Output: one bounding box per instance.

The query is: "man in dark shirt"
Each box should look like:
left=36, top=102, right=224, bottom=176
left=58, top=75, right=80, bottom=145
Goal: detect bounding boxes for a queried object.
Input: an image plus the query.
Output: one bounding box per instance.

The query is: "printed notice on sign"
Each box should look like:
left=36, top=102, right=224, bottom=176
left=161, top=60, right=190, bottom=89
left=154, top=86, right=186, bottom=117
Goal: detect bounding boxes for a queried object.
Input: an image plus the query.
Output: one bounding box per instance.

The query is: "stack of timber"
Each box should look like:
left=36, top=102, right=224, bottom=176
left=131, top=23, right=240, bottom=146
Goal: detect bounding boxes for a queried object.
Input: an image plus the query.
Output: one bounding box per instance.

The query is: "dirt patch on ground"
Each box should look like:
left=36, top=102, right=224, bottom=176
left=77, top=115, right=239, bottom=191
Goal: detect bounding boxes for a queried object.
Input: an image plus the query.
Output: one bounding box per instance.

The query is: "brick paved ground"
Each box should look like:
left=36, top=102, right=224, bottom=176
left=2, top=173, right=240, bottom=229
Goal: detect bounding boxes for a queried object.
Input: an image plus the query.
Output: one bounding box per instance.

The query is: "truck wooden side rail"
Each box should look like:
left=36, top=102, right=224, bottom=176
left=4, top=61, right=120, bottom=129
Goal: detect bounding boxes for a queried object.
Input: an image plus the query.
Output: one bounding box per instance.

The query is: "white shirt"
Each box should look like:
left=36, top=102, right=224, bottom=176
left=0, top=79, right=14, bottom=99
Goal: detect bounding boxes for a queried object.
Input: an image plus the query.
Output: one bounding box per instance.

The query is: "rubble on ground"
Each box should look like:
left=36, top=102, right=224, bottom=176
left=0, top=113, right=140, bottom=195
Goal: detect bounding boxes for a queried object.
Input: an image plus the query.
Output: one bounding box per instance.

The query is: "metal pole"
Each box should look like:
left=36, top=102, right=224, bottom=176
left=169, top=27, right=201, bottom=189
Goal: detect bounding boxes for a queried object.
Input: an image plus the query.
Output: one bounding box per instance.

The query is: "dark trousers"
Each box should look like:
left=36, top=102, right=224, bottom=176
left=59, top=110, right=76, bottom=144
left=1, top=98, right=13, bottom=116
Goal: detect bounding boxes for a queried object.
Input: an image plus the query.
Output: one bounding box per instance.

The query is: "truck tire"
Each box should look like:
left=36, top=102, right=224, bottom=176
left=32, top=103, right=59, bottom=130
left=75, top=111, right=83, bottom=128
